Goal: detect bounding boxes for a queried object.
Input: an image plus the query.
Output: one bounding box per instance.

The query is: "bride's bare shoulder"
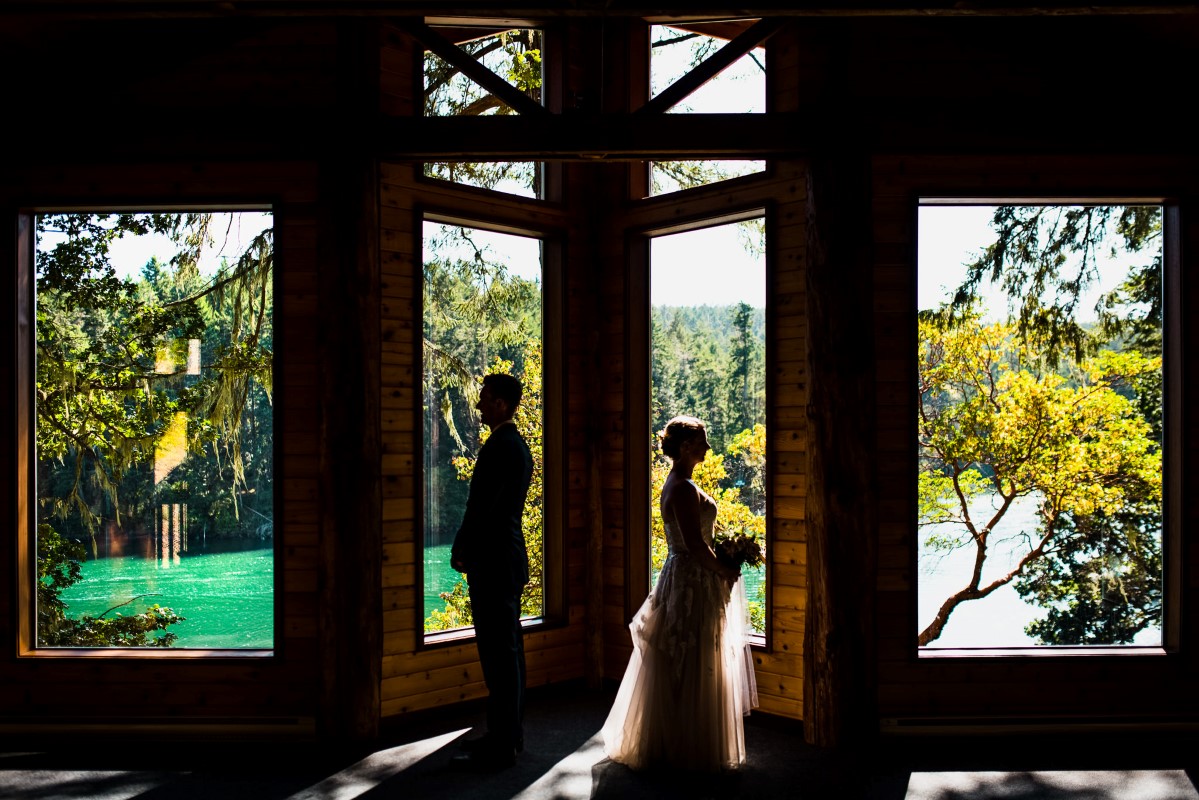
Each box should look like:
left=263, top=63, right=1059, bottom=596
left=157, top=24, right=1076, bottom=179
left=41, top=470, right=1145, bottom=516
left=661, top=474, right=700, bottom=507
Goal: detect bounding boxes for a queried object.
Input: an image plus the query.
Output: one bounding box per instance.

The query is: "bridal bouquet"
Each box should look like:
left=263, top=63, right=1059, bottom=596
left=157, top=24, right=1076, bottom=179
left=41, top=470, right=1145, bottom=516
left=712, top=531, right=764, bottom=574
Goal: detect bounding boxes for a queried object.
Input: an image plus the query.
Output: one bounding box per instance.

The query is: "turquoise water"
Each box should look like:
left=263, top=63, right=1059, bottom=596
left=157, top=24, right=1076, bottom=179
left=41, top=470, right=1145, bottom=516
left=424, top=544, right=465, bottom=613
left=57, top=548, right=274, bottom=648
left=423, top=543, right=766, bottom=622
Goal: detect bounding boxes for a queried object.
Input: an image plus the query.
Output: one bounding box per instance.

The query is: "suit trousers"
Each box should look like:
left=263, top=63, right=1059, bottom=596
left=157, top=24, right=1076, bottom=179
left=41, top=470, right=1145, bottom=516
left=469, top=581, right=526, bottom=748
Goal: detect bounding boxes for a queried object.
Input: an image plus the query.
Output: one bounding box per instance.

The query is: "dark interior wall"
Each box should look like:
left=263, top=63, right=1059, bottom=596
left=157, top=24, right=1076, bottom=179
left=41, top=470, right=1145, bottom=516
left=0, top=18, right=353, bottom=734
left=785, top=14, right=1199, bottom=154
left=0, top=8, right=1196, bottom=741
left=789, top=13, right=1199, bottom=737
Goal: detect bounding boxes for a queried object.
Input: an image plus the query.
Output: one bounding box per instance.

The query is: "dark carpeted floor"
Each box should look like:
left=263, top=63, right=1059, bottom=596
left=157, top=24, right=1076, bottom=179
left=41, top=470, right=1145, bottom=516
left=1, top=682, right=1197, bottom=799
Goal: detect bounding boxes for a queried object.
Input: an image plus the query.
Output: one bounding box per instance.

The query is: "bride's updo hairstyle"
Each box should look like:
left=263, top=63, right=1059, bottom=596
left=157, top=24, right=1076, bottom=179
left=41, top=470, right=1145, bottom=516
left=660, top=415, right=706, bottom=460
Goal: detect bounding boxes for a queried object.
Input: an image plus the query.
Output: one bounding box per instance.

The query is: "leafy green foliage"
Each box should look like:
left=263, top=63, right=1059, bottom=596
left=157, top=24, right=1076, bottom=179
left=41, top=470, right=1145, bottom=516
left=422, top=28, right=543, bottom=195
left=648, top=300, right=768, bottom=634
left=35, top=212, right=274, bottom=647
left=422, top=221, right=542, bottom=633
left=425, top=343, right=545, bottom=633
left=1015, top=509, right=1162, bottom=644
left=945, top=205, right=1161, bottom=367
left=922, top=204, right=1166, bottom=646
left=37, top=525, right=184, bottom=647
left=651, top=304, right=765, bottom=456
left=917, top=308, right=1161, bottom=646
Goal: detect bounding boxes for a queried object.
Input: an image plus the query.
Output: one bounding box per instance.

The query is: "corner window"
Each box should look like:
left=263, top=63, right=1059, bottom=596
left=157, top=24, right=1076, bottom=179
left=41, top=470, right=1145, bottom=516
left=917, top=202, right=1169, bottom=651
left=22, top=210, right=275, bottom=651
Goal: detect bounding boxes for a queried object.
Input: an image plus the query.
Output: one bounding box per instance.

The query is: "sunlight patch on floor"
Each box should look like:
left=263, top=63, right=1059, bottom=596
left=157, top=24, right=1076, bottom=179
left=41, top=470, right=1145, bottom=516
left=511, top=732, right=606, bottom=800
left=0, top=769, right=174, bottom=800
left=906, top=770, right=1199, bottom=800
left=285, top=728, right=470, bottom=800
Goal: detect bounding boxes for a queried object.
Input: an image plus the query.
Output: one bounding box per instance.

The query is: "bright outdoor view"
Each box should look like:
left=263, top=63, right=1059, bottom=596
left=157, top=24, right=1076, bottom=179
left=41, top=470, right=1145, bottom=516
left=422, top=221, right=544, bottom=633
left=422, top=26, right=544, bottom=199
left=651, top=218, right=767, bottom=634
left=416, top=20, right=771, bottom=634
left=649, top=23, right=765, bottom=196
left=34, top=211, right=275, bottom=648
left=918, top=204, right=1164, bottom=648
left=419, top=22, right=764, bottom=198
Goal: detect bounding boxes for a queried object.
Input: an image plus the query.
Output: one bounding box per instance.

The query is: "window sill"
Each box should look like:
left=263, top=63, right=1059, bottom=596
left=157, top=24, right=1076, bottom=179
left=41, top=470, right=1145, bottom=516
left=918, top=645, right=1169, bottom=659
left=19, top=647, right=274, bottom=659
left=422, top=616, right=549, bottom=648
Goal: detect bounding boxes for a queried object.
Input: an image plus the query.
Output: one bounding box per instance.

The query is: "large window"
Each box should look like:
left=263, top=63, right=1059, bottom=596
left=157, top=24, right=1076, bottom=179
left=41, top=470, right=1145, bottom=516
left=649, top=215, right=767, bottom=634
left=421, top=218, right=545, bottom=634
left=26, top=210, right=275, bottom=651
left=917, top=202, right=1167, bottom=650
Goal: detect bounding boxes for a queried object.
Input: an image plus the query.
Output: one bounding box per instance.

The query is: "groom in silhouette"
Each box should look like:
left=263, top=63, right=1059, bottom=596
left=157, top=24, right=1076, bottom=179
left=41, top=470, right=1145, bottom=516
left=450, top=373, right=534, bottom=769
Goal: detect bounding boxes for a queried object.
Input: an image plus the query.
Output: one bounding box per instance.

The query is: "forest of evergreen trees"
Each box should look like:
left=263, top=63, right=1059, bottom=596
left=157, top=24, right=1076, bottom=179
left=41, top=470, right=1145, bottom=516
left=421, top=221, right=770, bottom=632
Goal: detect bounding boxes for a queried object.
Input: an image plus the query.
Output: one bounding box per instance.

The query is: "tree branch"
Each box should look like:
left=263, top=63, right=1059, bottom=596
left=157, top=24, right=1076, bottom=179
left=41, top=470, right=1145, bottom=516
left=97, top=593, right=163, bottom=619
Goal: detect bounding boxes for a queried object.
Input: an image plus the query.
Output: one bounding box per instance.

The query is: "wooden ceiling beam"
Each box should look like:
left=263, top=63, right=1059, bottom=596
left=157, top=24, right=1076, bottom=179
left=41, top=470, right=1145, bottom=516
left=374, top=106, right=1193, bottom=160
left=378, top=113, right=803, bottom=160
left=636, top=17, right=782, bottom=115
left=397, top=18, right=548, bottom=117
left=1, top=2, right=1194, bottom=18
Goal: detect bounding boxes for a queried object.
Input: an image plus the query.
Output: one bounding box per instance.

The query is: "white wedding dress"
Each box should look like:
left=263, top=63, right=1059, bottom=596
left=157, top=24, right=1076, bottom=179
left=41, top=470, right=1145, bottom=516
left=601, top=481, right=758, bottom=772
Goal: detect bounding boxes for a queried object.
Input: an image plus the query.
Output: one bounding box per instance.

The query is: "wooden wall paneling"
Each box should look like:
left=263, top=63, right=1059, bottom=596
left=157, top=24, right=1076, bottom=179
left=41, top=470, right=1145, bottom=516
left=763, top=161, right=809, bottom=721
left=315, top=19, right=385, bottom=740
left=380, top=21, right=416, bottom=118
left=377, top=103, right=586, bottom=718
left=604, top=160, right=809, bottom=717
left=571, top=158, right=611, bottom=688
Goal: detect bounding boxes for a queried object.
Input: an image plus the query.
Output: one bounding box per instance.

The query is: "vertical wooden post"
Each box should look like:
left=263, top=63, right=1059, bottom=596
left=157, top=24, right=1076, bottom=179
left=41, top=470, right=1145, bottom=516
left=803, top=151, right=878, bottom=746
left=318, top=18, right=383, bottom=740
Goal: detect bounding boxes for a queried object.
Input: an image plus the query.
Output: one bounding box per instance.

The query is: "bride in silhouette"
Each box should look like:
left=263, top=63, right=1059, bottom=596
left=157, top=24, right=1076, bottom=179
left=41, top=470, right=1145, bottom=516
left=601, top=415, right=758, bottom=773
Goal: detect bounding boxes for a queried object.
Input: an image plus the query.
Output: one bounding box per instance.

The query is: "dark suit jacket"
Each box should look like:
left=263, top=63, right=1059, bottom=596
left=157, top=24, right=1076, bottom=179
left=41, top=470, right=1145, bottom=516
left=451, top=422, right=534, bottom=592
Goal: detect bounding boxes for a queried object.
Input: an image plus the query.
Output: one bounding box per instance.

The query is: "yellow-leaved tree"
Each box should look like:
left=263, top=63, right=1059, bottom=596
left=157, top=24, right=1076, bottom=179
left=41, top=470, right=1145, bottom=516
left=650, top=422, right=767, bottom=632
left=918, top=310, right=1162, bottom=645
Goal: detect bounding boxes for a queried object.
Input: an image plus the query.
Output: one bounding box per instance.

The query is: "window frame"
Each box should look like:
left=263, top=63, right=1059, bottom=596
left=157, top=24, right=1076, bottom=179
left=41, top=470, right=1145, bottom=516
left=912, top=195, right=1183, bottom=660
left=642, top=19, right=772, bottom=199
left=416, top=205, right=566, bottom=648
left=415, top=19, right=563, bottom=204
left=627, top=203, right=773, bottom=649
left=16, top=205, right=281, bottom=659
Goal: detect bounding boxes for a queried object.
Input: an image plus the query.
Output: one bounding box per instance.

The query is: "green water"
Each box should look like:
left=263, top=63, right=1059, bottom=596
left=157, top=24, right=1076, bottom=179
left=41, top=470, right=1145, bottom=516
left=423, top=543, right=766, bottom=623
left=57, top=548, right=274, bottom=648
left=424, top=544, right=466, bottom=613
